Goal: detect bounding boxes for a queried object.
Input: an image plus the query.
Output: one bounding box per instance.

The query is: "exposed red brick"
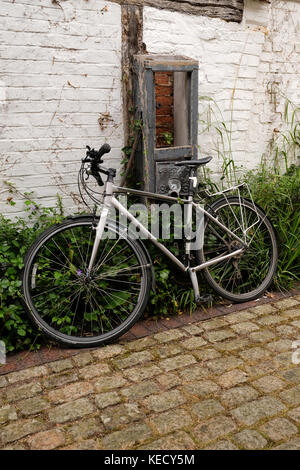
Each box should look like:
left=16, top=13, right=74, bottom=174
left=160, top=316, right=186, bottom=329
left=155, top=72, right=173, bottom=86
left=156, top=105, right=173, bottom=116
left=129, top=324, right=151, bottom=337
left=156, top=95, right=173, bottom=107
left=156, top=115, right=174, bottom=126
left=156, top=127, right=171, bottom=136
left=155, top=85, right=173, bottom=96
left=155, top=72, right=174, bottom=148
left=119, top=331, right=137, bottom=342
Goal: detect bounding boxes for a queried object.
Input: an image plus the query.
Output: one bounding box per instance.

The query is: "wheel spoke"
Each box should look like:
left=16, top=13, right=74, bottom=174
left=23, top=220, right=148, bottom=345
left=201, top=200, right=276, bottom=298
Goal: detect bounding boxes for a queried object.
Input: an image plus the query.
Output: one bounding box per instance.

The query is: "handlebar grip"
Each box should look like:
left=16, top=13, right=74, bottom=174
left=98, top=143, right=111, bottom=159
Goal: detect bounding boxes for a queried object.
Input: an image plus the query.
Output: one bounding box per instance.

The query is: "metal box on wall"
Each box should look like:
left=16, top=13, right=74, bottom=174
left=133, top=55, right=199, bottom=197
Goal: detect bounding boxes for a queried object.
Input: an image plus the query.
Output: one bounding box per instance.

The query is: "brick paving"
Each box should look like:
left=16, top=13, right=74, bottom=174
left=0, top=292, right=300, bottom=450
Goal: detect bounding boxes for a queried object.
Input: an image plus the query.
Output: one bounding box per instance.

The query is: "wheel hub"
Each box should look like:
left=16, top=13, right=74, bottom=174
left=229, top=240, right=244, bottom=259
left=76, top=269, right=92, bottom=285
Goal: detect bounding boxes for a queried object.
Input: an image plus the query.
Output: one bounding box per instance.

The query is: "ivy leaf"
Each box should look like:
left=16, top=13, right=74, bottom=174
left=159, top=269, right=170, bottom=280
left=17, top=328, right=26, bottom=336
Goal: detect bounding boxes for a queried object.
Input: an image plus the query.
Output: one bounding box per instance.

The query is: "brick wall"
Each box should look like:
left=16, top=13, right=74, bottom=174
left=155, top=72, right=174, bottom=148
left=0, top=0, right=123, bottom=216
left=1, top=0, right=300, bottom=217
left=144, top=0, right=300, bottom=179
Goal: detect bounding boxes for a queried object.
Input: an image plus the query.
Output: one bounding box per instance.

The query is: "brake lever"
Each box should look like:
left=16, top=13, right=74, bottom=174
left=93, top=173, right=104, bottom=187
left=84, top=146, right=105, bottom=185
left=83, top=146, right=92, bottom=162
left=90, top=159, right=104, bottom=186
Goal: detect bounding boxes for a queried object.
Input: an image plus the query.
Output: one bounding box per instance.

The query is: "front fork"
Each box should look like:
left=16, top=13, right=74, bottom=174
left=87, top=181, right=113, bottom=273
left=87, top=206, right=109, bottom=273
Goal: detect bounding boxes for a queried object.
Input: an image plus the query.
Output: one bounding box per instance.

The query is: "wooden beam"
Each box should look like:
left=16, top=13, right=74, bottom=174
left=121, top=5, right=144, bottom=143
left=115, top=1, right=244, bottom=23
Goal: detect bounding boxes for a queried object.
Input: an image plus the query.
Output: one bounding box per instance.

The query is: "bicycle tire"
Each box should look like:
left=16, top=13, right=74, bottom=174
left=196, top=197, right=278, bottom=302
left=22, top=217, right=151, bottom=347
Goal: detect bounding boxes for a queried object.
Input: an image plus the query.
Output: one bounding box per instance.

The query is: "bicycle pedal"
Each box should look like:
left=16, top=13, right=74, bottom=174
left=195, top=294, right=213, bottom=306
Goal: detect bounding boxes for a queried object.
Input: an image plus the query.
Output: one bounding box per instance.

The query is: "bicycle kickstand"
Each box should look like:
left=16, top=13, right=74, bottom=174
left=188, top=269, right=213, bottom=306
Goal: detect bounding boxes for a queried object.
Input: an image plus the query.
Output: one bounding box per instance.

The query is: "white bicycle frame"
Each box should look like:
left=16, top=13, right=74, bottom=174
left=87, top=180, right=251, bottom=303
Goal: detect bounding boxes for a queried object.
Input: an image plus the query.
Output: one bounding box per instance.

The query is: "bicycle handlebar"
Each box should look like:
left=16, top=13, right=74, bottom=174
left=97, top=143, right=111, bottom=160
left=85, top=143, right=111, bottom=163
left=84, top=144, right=115, bottom=187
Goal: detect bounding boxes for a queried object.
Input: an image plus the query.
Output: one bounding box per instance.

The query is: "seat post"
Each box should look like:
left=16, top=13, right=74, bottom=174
left=188, top=166, right=198, bottom=197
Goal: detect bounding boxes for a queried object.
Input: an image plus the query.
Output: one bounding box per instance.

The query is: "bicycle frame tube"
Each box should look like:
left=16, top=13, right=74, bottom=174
left=192, top=202, right=247, bottom=247
left=113, top=185, right=180, bottom=203
left=112, top=197, right=245, bottom=273
left=112, top=196, right=187, bottom=272
left=87, top=182, right=246, bottom=274
left=113, top=185, right=246, bottom=248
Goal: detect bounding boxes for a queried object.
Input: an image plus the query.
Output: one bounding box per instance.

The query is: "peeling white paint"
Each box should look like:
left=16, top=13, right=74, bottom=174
left=0, top=80, right=6, bottom=105
left=1, top=0, right=300, bottom=217
left=144, top=0, right=300, bottom=178
left=0, top=0, right=123, bottom=216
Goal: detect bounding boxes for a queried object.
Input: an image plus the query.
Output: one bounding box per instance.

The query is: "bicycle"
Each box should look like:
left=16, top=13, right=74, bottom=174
left=21, top=144, right=278, bottom=348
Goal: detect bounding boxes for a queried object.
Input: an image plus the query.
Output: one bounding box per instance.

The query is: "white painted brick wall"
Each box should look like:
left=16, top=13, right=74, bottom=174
left=144, top=0, right=300, bottom=179
left=1, top=0, right=300, bottom=217
left=0, top=0, right=123, bottom=217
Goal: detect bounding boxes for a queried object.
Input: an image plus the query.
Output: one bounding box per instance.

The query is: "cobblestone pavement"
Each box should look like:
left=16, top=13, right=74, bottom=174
left=1, top=295, right=300, bottom=450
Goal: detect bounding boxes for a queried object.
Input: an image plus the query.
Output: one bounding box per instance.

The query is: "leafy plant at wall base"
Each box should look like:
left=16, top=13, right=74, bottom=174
left=2, top=120, right=300, bottom=352
left=0, top=217, right=37, bottom=352
left=244, top=164, right=300, bottom=289
left=0, top=194, right=64, bottom=352
left=198, top=90, right=300, bottom=291
left=1, top=166, right=299, bottom=353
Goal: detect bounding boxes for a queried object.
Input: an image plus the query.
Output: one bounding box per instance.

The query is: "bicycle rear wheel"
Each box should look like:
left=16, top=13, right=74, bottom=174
left=22, top=217, right=151, bottom=347
left=196, top=197, right=278, bottom=302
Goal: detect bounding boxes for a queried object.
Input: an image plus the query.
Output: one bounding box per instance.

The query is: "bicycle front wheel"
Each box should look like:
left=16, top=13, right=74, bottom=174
left=196, top=197, right=278, bottom=302
left=22, top=217, right=151, bottom=347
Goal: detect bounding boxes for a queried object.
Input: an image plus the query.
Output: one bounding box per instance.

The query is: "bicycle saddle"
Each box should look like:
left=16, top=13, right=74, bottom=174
left=174, top=157, right=212, bottom=167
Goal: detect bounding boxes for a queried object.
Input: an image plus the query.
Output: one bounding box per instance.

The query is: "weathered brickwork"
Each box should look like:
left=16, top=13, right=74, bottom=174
left=1, top=0, right=300, bottom=216
left=0, top=0, right=123, bottom=216
left=155, top=72, right=174, bottom=148
left=144, top=0, right=300, bottom=178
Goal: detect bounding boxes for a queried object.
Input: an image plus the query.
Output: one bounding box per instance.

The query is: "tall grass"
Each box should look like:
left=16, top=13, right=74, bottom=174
left=198, top=95, right=237, bottom=187
left=198, top=91, right=300, bottom=291
left=245, top=165, right=300, bottom=290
